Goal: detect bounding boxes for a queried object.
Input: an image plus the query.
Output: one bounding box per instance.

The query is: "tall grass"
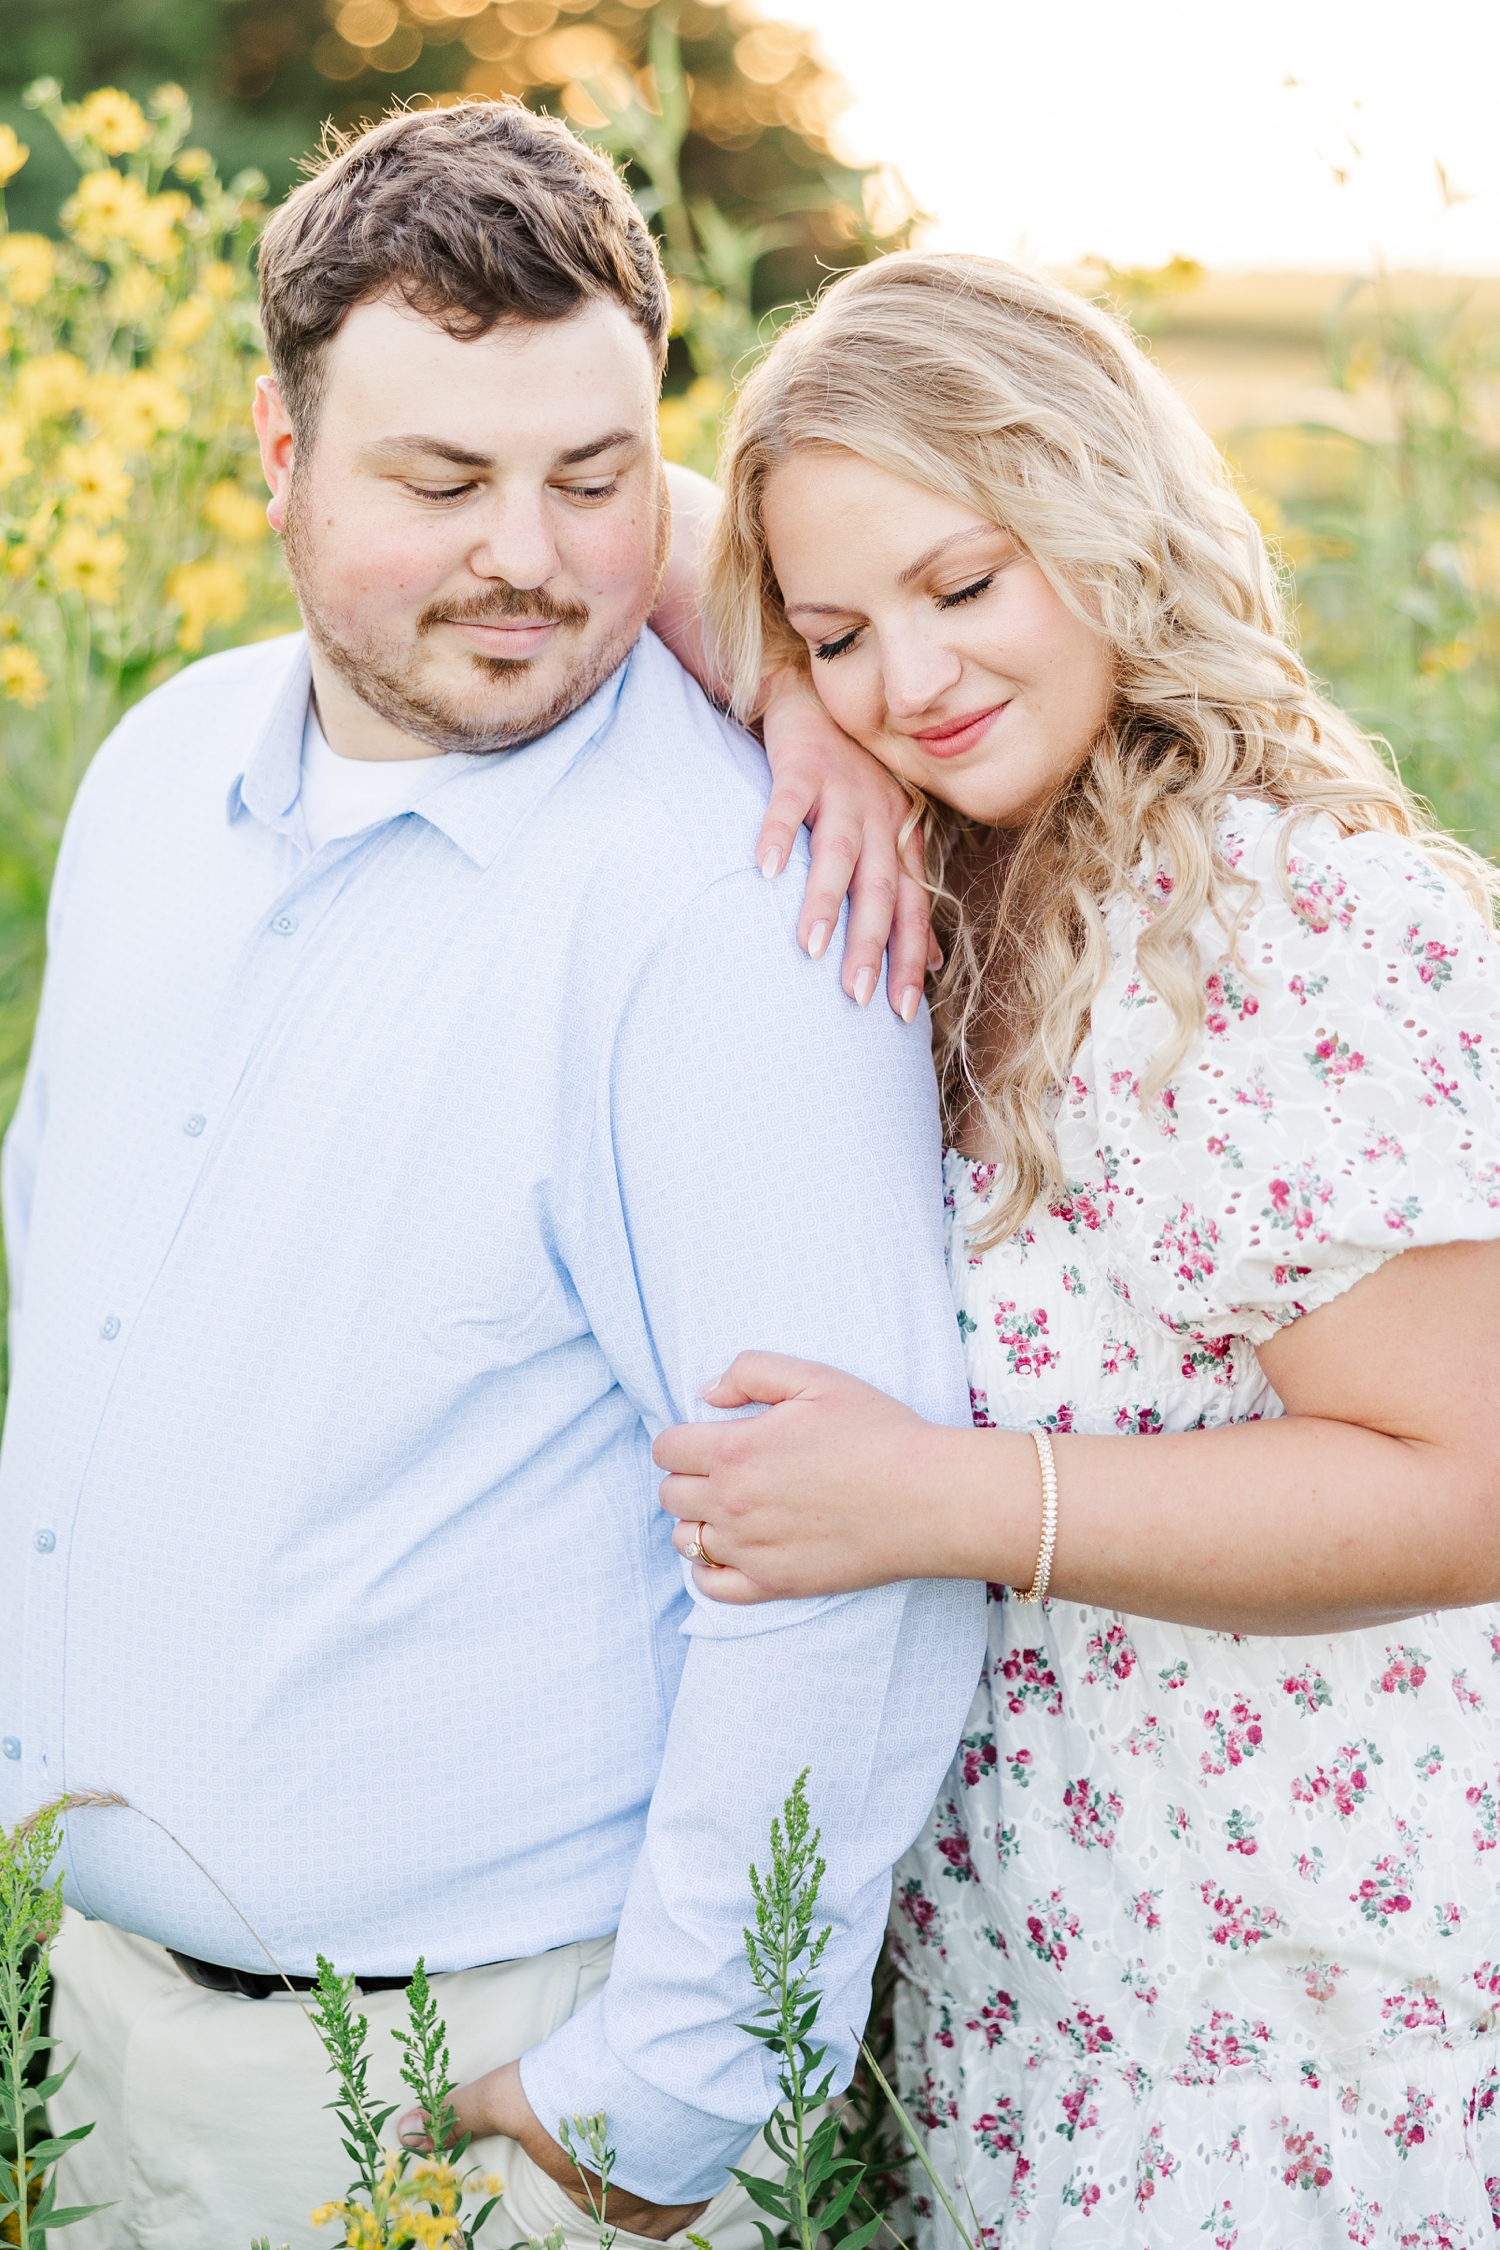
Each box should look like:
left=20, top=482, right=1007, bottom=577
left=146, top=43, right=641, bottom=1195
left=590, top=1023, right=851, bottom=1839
left=1231, top=280, right=1500, bottom=852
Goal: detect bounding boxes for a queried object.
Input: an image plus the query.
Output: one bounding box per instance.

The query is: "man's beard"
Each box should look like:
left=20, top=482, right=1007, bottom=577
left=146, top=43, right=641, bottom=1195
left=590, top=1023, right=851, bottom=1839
left=281, top=481, right=660, bottom=756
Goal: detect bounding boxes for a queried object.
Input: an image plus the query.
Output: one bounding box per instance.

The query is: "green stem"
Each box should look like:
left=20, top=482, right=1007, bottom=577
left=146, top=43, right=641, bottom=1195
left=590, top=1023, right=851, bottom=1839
left=857, top=2042, right=975, bottom=2250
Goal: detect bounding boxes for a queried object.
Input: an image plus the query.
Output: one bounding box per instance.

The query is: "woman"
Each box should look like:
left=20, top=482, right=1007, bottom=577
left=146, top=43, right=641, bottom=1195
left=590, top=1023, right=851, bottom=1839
left=655, top=254, right=1500, bottom=2246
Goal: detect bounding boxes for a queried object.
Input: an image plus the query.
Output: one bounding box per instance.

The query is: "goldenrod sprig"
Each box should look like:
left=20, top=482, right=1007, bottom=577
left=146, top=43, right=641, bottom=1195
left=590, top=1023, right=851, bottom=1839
left=732, top=1773, right=879, bottom=2250
left=0, top=1806, right=107, bottom=2247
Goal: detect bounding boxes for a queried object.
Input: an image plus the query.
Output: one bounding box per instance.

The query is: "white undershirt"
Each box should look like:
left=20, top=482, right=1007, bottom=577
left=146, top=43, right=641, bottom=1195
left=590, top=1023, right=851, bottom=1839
left=298, top=703, right=470, bottom=852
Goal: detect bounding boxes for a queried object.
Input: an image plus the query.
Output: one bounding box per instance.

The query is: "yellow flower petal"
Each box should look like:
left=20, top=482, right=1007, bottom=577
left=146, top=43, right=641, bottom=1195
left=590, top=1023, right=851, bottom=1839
left=0, top=233, right=56, bottom=307
left=66, top=88, right=149, bottom=157
left=0, top=642, right=48, bottom=707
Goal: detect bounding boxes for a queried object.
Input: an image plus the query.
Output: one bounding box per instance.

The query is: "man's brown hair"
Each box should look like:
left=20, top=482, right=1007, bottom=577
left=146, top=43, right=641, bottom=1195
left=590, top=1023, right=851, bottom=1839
left=257, top=100, right=670, bottom=441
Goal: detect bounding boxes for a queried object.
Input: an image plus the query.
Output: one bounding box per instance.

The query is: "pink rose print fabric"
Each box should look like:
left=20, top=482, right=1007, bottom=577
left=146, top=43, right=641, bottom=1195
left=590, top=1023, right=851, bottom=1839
left=894, top=800, right=1500, bottom=2246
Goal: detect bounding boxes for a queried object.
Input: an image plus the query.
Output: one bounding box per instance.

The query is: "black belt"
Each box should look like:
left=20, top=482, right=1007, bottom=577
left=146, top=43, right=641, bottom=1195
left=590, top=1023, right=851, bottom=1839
left=170, top=1950, right=414, bottom=2000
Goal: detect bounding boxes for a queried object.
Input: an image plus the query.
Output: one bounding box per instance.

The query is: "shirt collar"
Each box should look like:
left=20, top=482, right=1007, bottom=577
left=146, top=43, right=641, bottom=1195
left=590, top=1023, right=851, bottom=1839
left=415, top=654, right=630, bottom=870
left=226, top=634, right=314, bottom=838
left=227, top=630, right=634, bottom=871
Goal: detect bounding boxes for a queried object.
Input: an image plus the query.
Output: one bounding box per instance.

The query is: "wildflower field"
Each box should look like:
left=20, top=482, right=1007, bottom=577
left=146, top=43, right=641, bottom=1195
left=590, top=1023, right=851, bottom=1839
left=1, top=68, right=1499, bottom=1397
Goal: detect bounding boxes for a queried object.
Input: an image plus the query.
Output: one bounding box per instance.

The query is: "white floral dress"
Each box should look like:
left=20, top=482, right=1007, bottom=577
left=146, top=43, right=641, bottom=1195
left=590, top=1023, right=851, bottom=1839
left=892, top=797, right=1500, bottom=2250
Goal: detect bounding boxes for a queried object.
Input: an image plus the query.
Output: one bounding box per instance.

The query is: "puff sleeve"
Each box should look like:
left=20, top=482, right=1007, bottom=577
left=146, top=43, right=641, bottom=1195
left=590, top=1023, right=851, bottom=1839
left=1092, top=798, right=1500, bottom=1347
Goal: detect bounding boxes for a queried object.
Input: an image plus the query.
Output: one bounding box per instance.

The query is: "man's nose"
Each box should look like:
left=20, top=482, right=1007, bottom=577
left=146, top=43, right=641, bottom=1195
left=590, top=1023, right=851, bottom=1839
left=466, top=491, right=561, bottom=590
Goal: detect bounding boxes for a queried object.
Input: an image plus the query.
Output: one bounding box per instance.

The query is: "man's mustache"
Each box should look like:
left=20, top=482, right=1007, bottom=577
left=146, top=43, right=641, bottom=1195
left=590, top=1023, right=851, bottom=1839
left=418, top=584, right=590, bottom=636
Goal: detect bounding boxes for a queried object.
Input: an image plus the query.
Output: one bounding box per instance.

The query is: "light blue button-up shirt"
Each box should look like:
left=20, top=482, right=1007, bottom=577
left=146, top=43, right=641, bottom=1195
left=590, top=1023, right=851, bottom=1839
left=0, top=627, right=985, bottom=2198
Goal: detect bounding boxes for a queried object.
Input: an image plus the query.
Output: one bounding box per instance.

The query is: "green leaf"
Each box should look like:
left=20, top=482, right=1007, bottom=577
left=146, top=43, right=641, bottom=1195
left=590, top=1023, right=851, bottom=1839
left=836, top=2213, right=885, bottom=2250
left=27, top=2199, right=115, bottom=2231
left=730, top=2171, right=793, bottom=2219
left=817, top=2173, right=865, bottom=2230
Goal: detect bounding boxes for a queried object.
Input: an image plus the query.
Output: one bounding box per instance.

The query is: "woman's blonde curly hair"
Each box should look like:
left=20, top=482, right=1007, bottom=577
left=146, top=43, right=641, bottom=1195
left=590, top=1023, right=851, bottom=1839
left=705, top=251, right=1498, bottom=1243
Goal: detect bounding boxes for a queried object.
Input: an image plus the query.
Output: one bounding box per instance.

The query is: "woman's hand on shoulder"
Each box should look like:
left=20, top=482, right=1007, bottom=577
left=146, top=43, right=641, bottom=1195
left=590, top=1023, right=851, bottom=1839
left=757, top=671, right=937, bottom=1022
left=651, top=465, right=935, bottom=1021
left=653, top=1352, right=963, bottom=1601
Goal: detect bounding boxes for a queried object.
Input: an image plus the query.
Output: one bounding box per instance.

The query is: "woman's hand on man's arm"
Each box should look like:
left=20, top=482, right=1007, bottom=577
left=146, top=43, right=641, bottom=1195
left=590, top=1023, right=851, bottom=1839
left=650, top=463, right=936, bottom=1019
left=655, top=1238, right=1500, bottom=1633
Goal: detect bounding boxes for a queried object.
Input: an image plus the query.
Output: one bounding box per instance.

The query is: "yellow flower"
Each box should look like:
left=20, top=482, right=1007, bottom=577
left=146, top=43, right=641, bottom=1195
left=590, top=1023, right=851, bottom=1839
left=63, top=171, right=187, bottom=265
left=6, top=544, right=36, bottom=579
left=164, top=292, right=213, bottom=347
left=0, top=642, right=48, bottom=707
left=49, top=524, right=128, bottom=605
left=202, top=259, right=237, bottom=299
left=168, top=557, right=245, bottom=651
left=59, top=441, right=133, bottom=526
left=86, top=367, right=190, bottom=450
left=130, top=191, right=191, bottom=266
left=203, top=479, right=268, bottom=543
left=173, top=146, right=214, bottom=183
left=65, top=87, right=149, bottom=157
left=112, top=265, right=165, bottom=322
left=15, top=350, right=87, bottom=425
left=0, top=420, right=31, bottom=485
left=0, top=233, right=56, bottom=307
left=0, top=125, right=28, bottom=184
left=63, top=168, right=150, bottom=257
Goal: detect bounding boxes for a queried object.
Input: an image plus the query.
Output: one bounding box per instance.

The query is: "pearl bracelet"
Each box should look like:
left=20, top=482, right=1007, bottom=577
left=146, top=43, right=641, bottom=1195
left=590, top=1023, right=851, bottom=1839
left=1012, top=1427, right=1059, bottom=1605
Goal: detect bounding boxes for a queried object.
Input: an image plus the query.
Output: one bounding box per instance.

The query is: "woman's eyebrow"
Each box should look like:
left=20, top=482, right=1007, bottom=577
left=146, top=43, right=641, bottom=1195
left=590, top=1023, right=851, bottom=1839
left=897, top=526, right=1010, bottom=586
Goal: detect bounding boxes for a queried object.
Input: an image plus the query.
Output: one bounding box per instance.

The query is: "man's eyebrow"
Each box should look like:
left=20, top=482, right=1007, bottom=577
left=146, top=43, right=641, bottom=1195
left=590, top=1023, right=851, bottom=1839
left=897, top=525, right=1012, bottom=587
left=364, top=436, right=494, bottom=469
left=554, top=428, right=639, bottom=467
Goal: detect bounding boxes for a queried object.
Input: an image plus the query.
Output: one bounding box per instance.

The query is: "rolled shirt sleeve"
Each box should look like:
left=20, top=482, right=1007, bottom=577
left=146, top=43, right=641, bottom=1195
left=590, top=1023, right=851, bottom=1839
left=519, top=866, right=987, bottom=2200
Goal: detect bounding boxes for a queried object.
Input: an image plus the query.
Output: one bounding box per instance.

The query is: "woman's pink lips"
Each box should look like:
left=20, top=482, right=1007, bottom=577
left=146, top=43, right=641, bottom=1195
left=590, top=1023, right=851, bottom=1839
left=906, top=701, right=1009, bottom=758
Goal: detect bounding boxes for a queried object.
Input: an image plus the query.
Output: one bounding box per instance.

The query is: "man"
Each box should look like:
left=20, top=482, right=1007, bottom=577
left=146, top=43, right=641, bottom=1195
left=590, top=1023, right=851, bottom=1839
left=0, top=102, right=984, bottom=2249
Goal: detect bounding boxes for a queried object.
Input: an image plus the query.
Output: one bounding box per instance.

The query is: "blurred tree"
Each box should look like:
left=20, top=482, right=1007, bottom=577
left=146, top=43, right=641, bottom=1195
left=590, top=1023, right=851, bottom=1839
left=0, top=0, right=918, bottom=385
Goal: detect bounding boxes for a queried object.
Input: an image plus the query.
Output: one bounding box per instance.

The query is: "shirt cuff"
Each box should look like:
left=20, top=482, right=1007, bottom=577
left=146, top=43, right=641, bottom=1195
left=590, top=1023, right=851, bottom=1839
left=517, top=1988, right=767, bottom=2203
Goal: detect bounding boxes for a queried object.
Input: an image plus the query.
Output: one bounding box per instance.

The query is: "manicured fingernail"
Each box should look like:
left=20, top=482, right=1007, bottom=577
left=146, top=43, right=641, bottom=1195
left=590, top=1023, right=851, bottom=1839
left=900, top=985, right=921, bottom=1023
left=759, top=847, right=782, bottom=880
left=808, top=921, right=831, bottom=960
left=853, top=965, right=877, bottom=1007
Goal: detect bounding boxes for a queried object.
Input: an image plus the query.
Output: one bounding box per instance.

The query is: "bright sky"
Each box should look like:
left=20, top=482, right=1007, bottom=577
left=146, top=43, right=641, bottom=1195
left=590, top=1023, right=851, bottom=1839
left=791, top=0, right=1500, bottom=273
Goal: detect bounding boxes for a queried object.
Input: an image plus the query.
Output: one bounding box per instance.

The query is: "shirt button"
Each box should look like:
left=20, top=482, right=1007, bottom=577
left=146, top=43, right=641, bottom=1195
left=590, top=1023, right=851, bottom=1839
left=1, top=1739, right=18, bottom=1762
left=34, top=1529, right=55, bottom=1553
left=99, top=1315, right=121, bottom=1340
left=271, top=912, right=298, bottom=935
left=183, top=1114, right=206, bottom=1137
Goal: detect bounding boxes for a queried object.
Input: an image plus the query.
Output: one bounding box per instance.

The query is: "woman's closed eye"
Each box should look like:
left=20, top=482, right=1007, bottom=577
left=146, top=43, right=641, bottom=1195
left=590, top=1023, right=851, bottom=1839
left=937, top=571, right=996, bottom=610
left=811, top=570, right=1000, bottom=661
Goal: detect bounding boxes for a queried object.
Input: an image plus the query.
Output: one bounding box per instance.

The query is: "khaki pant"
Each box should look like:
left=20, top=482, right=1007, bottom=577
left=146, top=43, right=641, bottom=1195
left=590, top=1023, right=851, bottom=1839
left=49, top=1910, right=784, bottom=2250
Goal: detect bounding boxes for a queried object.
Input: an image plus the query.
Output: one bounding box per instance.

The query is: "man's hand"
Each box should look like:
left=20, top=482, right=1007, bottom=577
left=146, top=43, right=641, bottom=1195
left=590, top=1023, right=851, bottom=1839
left=398, top=2059, right=710, bottom=2244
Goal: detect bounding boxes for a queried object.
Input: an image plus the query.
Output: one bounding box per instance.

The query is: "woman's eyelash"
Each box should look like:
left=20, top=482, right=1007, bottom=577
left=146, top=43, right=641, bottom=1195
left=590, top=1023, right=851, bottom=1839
left=937, top=572, right=996, bottom=610
left=812, top=569, right=998, bottom=658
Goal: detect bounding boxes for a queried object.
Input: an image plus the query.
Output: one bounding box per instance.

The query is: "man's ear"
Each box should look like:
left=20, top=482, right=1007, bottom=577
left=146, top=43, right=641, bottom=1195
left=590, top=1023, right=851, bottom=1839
left=253, top=375, right=295, bottom=533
